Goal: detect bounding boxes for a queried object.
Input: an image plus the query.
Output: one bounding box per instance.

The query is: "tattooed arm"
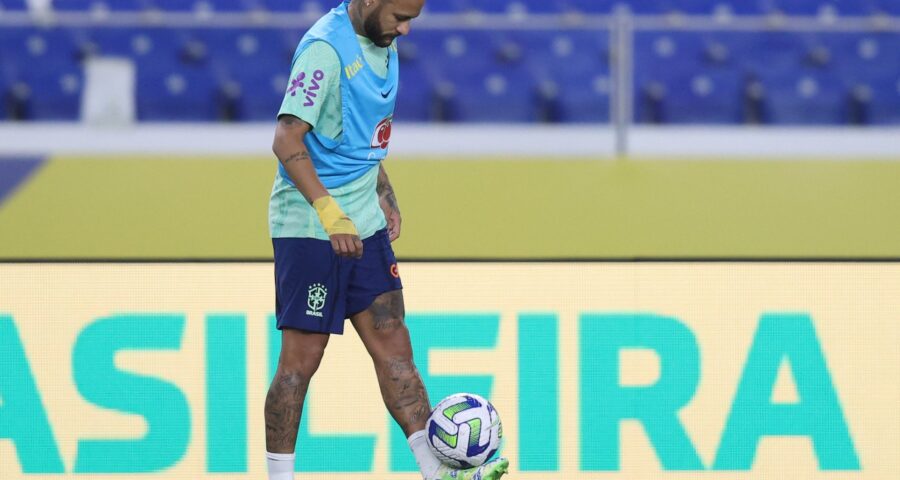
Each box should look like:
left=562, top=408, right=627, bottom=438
left=272, top=114, right=328, bottom=204
left=273, top=114, right=363, bottom=257
left=377, top=163, right=402, bottom=242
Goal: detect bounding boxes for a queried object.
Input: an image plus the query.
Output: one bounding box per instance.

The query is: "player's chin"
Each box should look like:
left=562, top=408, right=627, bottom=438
left=375, top=36, right=395, bottom=47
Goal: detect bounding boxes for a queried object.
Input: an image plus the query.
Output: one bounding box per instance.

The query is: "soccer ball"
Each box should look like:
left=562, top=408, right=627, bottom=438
left=426, top=393, right=502, bottom=468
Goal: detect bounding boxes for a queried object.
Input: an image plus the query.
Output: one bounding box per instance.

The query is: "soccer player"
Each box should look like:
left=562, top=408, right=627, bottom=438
left=264, top=1, right=509, bottom=479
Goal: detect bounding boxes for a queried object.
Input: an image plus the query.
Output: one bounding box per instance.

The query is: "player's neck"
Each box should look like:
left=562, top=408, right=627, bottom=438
left=348, top=0, right=367, bottom=38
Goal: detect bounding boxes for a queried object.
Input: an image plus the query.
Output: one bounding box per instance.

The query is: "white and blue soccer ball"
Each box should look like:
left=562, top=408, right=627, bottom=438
left=426, top=393, right=502, bottom=468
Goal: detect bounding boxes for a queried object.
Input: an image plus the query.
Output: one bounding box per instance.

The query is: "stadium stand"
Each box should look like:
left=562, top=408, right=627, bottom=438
left=0, top=0, right=898, bottom=124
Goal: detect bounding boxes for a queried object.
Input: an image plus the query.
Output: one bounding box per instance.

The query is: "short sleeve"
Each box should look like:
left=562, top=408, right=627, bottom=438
left=277, top=41, right=341, bottom=130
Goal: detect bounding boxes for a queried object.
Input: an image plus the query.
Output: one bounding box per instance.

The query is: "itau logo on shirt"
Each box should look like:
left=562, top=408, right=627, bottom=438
left=306, top=283, right=327, bottom=317
left=288, top=70, right=325, bottom=107
left=370, top=115, right=393, bottom=149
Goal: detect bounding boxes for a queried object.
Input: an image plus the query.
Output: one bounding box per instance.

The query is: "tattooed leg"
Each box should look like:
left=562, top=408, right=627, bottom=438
left=264, top=329, right=329, bottom=453
left=351, top=290, right=431, bottom=435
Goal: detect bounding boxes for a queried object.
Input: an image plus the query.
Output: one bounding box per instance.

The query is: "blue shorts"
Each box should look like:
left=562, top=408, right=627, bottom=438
left=272, top=228, right=403, bottom=334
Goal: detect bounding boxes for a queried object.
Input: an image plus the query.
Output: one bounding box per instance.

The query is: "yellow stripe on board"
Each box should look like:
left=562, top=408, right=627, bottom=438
left=0, top=156, right=898, bottom=259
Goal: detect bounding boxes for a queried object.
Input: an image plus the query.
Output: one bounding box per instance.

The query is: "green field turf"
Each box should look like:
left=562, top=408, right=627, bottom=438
left=1, top=155, right=898, bottom=259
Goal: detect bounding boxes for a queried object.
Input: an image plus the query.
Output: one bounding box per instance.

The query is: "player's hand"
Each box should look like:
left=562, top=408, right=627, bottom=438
left=330, top=233, right=363, bottom=259
left=380, top=196, right=402, bottom=242
left=313, top=195, right=362, bottom=257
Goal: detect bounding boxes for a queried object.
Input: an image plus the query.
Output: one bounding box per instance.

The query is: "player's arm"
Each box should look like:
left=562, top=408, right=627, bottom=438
left=377, top=163, right=401, bottom=242
left=272, top=115, right=363, bottom=258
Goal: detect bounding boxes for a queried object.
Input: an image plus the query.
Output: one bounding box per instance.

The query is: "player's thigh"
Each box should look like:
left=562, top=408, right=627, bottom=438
left=350, top=289, right=412, bottom=359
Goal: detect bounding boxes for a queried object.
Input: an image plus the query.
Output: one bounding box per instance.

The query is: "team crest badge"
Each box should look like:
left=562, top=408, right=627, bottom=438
left=306, top=283, right=327, bottom=317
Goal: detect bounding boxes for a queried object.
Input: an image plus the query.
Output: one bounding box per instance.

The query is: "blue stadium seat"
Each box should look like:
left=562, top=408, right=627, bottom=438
left=504, top=30, right=610, bottom=122
left=0, top=72, right=12, bottom=120
left=85, top=27, right=187, bottom=66
left=757, top=70, right=847, bottom=124
left=208, top=0, right=260, bottom=12
left=450, top=0, right=510, bottom=13
left=550, top=70, right=611, bottom=122
left=21, top=62, right=83, bottom=120
left=439, top=61, right=538, bottom=122
left=150, top=0, right=259, bottom=12
left=228, top=67, right=285, bottom=121
left=0, top=0, right=29, bottom=11
left=195, top=28, right=289, bottom=121
left=672, top=0, right=767, bottom=15
left=560, top=0, right=636, bottom=14
left=51, top=0, right=148, bottom=12
left=408, top=30, right=497, bottom=102
left=421, top=0, right=466, bottom=13
left=505, top=0, right=566, bottom=14
left=149, top=0, right=202, bottom=12
left=395, top=58, right=436, bottom=121
left=195, top=27, right=292, bottom=69
left=136, top=66, right=219, bottom=120
left=769, top=0, right=870, bottom=15
left=871, top=0, right=900, bottom=15
left=0, top=27, right=80, bottom=65
left=648, top=69, right=745, bottom=123
left=83, top=27, right=143, bottom=57
left=409, top=29, right=543, bottom=122
left=261, top=0, right=308, bottom=13
left=862, top=75, right=900, bottom=124
left=635, top=32, right=706, bottom=84
left=825, top=33, right=900, bottom=79
left=739, top=32, right=808, bottom=76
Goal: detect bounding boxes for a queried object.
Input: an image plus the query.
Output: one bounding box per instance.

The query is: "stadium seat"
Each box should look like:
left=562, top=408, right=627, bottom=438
left=769, top=0, right=870, bottom=16
left=549, top=71, right=612, bottom=123
left=825, top=33, right=900, bottom=79
left=0, top=0, right=29, bottom=11
left=635, top=32, right=706, bottom=84
left=86, top=27, right=188, bottom=66
left=0, top=27, right=80, bottom=65
left=148, top=0, right=260, bottom=13
left=82, top=27, right=144, bottom=57
left=228, top=68, right=285, bottom=121
left=0, top=73, right=11, bottom=120
left=261, top=0, right=311, bottom=13
left=757, top=70, right=847, bottom=124
left=438, top=61, right=539, bottom=122
left=739, top=32, right=808, bottom=77
left=420, top=0, right=466, bottom=14
left=51, top=0, right=147, bottom=12
left=394, top=58, right=436, bottom=121
left=871, top=0, right=900, bottom=15
left=504, top=29, right=610, bottom=122
left=861, top=75, right=900, bottom=124
left=20, top=61, right=83, bottom=120
left=412, top=29, right=544, bottom=122
left=136, top=66, right=219, bottom=121
left=645, top=69, right=745, bottom=123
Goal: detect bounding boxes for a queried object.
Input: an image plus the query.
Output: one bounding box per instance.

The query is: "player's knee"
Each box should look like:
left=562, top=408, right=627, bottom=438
left=278, top=342, right=327, bottom=377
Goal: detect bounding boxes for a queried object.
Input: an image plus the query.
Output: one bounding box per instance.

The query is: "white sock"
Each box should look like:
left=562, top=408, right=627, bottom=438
left=266, top=451, right=295, bottom=480
left=408, top=429, right=443, bottom=479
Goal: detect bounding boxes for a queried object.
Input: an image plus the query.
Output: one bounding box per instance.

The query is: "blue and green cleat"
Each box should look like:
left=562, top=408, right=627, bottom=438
left=433, top=457, right=509, bottom=480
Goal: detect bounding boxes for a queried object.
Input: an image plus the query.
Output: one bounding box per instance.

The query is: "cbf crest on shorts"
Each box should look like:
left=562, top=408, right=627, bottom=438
left=306, top=283, right=327, bottom=317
